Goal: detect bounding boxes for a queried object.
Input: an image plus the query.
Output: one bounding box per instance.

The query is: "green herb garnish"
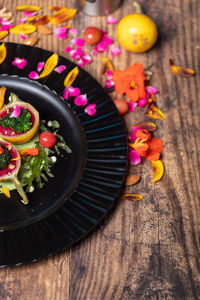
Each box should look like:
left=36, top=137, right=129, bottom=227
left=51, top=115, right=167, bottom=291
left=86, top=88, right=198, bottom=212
left=0, top=108, right=31, bottom=133
left=0, top=143, right=11, bottom=169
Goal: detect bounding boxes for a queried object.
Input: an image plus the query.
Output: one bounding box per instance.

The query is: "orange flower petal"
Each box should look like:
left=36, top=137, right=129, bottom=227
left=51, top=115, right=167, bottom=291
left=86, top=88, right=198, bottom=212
left=1, top=186, right=10, bottom=198
left=122, top=193, right=143, bottom=202
left=135, top=129, right=151, bottom=141
left=64, top=66, right=79, bottom=86
left=40, top=52, right=59, bottom=78
left=134, top=122, right=157, bottom=131
left=169, top=59, right=195, bottom=77
left=146, top=105, right=165, bottom=120
left=0, top=43, right=7, bottom=64
left=151, top=160, right=164, bottom=182
left=33, top=16, right=50, bottom=26
left=148, top=137, right=163, bottom=153
left=20, top=148, right=39, bottom=156
left=0, top=86, right=6, bottom=109
left=146, top=151, right=160, bottom=161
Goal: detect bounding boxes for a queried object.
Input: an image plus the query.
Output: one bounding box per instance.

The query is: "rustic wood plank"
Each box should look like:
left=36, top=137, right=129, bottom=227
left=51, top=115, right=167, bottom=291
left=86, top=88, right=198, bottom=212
left=0, top=0, right=200, bottom=299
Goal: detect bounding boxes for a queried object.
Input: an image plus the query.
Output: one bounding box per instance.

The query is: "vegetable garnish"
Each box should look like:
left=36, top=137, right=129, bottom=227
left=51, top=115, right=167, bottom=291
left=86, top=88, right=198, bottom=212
left=0, top=43, right=6, bottom=65
left=39, top=52, right=59, bottom=78
left=19, top=148, right=39, bottom=157
left=113, top=63, right=146, bottom=102
left=169, top=59, right=195, bottom=77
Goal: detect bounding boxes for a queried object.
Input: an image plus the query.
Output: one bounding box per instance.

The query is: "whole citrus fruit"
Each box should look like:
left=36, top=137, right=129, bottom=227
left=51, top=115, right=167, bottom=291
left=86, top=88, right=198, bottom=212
left=117, top=13, right=158, bottom=53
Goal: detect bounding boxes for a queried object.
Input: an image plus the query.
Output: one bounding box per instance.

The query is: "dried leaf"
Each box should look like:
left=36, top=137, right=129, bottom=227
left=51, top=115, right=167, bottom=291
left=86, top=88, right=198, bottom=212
left=133, top=122, right=157, bottom=131
left=33, top=16, right=50, bottom=26
left=39, top=52, right=59, bottom=78
left=50, top=7, right=77, bottom=25
left=0, top=43, right=7, bottom=64
left=169, top=59, right=195, bottom=77
left=16, top=5, right=41, bottom=12
left=23, top=36, right=39, bottom=46
left=151, top=160, right=164, bottom=182
left=144, top=69, right=153, bottom=81
left=0, top=31, right=8, bottom=40
left=37, top=25, right=52, bottom=35
left=125, top=175, right=141, bottom=186
left=146, top=104, right=165, bottom=120
left=122, top=193, right=143, bottom=202
left=0, top=86, right=6, bottom=109
left=10, top=24, right=36, bottom=35
left=64, top=66, right=79, bottom=86
left=1, top=186, right=10, bottom=198
left=101, top=57, right=114, bottom=75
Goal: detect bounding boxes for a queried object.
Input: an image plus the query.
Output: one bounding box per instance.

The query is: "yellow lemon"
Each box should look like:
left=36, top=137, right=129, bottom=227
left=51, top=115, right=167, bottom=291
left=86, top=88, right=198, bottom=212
left=117, top=13, right=158, bottom=53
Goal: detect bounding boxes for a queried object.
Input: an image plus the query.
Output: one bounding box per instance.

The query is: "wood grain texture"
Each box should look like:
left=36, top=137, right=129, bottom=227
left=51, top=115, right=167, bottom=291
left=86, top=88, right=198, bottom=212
left=0, top=0, right=200, bottom=299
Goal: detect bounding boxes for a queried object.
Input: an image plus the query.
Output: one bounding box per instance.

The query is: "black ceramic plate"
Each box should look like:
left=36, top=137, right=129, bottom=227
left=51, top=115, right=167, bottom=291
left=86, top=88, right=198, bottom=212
left=0, top=42, right=127, bottom=267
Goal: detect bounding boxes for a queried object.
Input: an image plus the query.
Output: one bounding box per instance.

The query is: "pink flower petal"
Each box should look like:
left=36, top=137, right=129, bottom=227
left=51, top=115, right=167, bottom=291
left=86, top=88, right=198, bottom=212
left=101, top=35, right=113, bottom=45
left=128, top=150, right=141, bottom=165
left=20, top=32, right=26, bottom=40
left=77, top=58, right=86, bottom=67
left=65, top=46, right=73, bottom=52
left=12, top=57, right=27, bottom=69
left=18, top=18, right=28, bottom=24
left=10, top=105, right=21, bottom=118
left=1, top=19, right=11, bottom=25
left=137, top=98, right=148, bottom=107
left=74, top=94, right=88, bottom=106
left=54, top=65, right=67, bottom=73
left=54, top=26, right=67, bottom=39
left=146, top=85, right=159, bottom=94
left=129, top=126, right=142, bottom=142
left=0, top=24, right=13, bottom=31
left=63, top=87, right=69, bottom=100
left=82, top=53, right=92, bottom=64
left=106, top=69, right=113, bottom=77
left=85, top=104, right=96, bottom=116
left=92, top=48, right=99, bottom=56
left=106, top=16, right=118, bottom=25
left=127, top=101, right=137, bottom=112
left=72, top=38, right=85, bottom=47
left=68, top=86, right=80, bottom=97
left=96, top=41, right=107, bottom=52
left=68, top=27, right=78, bottom=36
left=57, top=32, right=67, bottom=39
left=37, top=62, right=45, bottom=72
left=24, top=11, right=37, bottom=17
left=70, top=48, right=83, bottom=59
left=28, top=71, right=39, bottom=79
left=105, top=79, right=114, bottom=89
left=110, top=45, right=121, bottom=57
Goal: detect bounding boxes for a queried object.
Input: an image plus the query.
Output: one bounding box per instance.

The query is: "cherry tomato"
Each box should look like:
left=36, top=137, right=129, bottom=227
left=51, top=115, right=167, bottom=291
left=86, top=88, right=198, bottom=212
left=83, top=27, right=102, bottom=45
left=113, top=99, right=129, bottom=115
left=39, top=132, right=56, bottom=148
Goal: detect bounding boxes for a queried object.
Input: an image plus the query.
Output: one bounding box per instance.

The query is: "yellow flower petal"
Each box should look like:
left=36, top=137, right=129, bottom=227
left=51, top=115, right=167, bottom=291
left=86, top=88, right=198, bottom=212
left=122, top=193, right=143, bottom=202
left=0, top=31, right=8, bottom=40
left=16, top=5, right=41, bottom=12
left=101, top=57, right=114, bottom=75
left=1, top=186, right=10, bottom=198
left=64, top=66, right=79, bottom=86
left=40, top=52, right=59, bottom=78
left=169, top=59, right=195, bottom=77
left=0, top=43, right=7, bottom=64
left=10, top=24, right=37, bottom=35
left=146, top=104, right=165, bottom=120
left=50, top=7, right=77, bottom=25
left=0, top=86, right=6, bottom=109
left=151, top=160, right=164, bottom=182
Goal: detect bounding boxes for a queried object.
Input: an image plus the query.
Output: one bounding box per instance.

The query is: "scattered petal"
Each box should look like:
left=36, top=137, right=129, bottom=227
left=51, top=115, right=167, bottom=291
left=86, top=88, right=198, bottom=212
left=10, top=105, right=21, bottom=118
left=146, top=85, right=158, bottom=94
left=33, top=15, right=50, bottom=26
left=96, top=41, right=107, bottom=52
left=101, top=57, right=114, bottom=75
left=54, top=65, right=67, bottom=73
left=63, top=87, right=69, bottom=100
left=110, top=45, right=121, bottom=57
left=72, top=37, right=85, bottom=47
left=0, top=86, right=6, bottom=109
left=129, top=126, right=142, bottom=142
left=68, top=27, right=78, bottom=36
left=65, top=46, right=73, bottom=52
left=106, top=16, right=118, bottom=24
left=82, top=53, right=92, bottom=64
left=16, top=5, right=41, bottom=12
left=74, top=94, right=88, bottom=106
left=137, top=98, right=148, bottom=107
left=85, top=104, right=96, bottom=116
left=105, top=79, right=115, bottom=89
left=134, top=122, right=157, bottom=132
left=12, top=57, right=27, bottom=69
left=70, top=48, right=83, bottom=59
left=0, top=43, right=6, bottom=64
left=24, top=11, right=37, bottom=17
left=28, top=71, right=39, bottom=79
left=10, top=24, right=36, bottom=34
left=54, top=26, right=67, bottom=39
left=0, top=31, right=8, bottom=40
left=50, top=7, right=77, bottom=25
left=101, top=35, right=113, bottom=45
left=77, top=58, right=86, bottom=67
left=18, top=18, right=28, bottom=24
left=1, top=186, right=10, bottom=198
left=23, top=36, right=39, bottom=46
left=146, top=104, right=165, bottom=120
left=20, top=32, right=26, bottom=40
left=127, top=101, right=137, bottom=112
left=40, top=52, right=59, bottom=78
left=0, top=24, right=13, bottom=31
left=68, top=86, right=80, bottom=97
left=151, top=160, right=164, bottom=182
left=37, top=61, right=45, bottom=72
left=169, top=59, right=195, bottom=77
left=64, top=66, right=79, bottom=86
left=128, top=149, right=141, bottom=165
left=125, top=175, right=141, bottom=186
left=122, top=193, right=143, bottom=202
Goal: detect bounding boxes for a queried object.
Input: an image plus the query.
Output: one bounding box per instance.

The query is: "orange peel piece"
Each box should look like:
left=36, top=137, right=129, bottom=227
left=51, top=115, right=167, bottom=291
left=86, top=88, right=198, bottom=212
left=151, top=160, right=164, bottom=182
left=50, top=7, right=77, bottom=25
left=0, top=86, right=6, bottom=109
left=16, top=5, right=41, bottom=12
left=64, top=66, right=79, bottom=86
left=0, top=43, right=7, bottom=64
left=1, top=186, right=10, bottom=198
left=122, top=194, right=143, bottom=202
left=40, top=52, right=59, bottom=78
left=169, top=59, right=195, bottom=77
left=10, top=24, right=37, bottom=35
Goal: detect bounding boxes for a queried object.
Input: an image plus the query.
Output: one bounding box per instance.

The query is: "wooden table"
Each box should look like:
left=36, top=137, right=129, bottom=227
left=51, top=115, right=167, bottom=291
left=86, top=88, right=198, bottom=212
left=0, top=0, right=200, bottom=299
